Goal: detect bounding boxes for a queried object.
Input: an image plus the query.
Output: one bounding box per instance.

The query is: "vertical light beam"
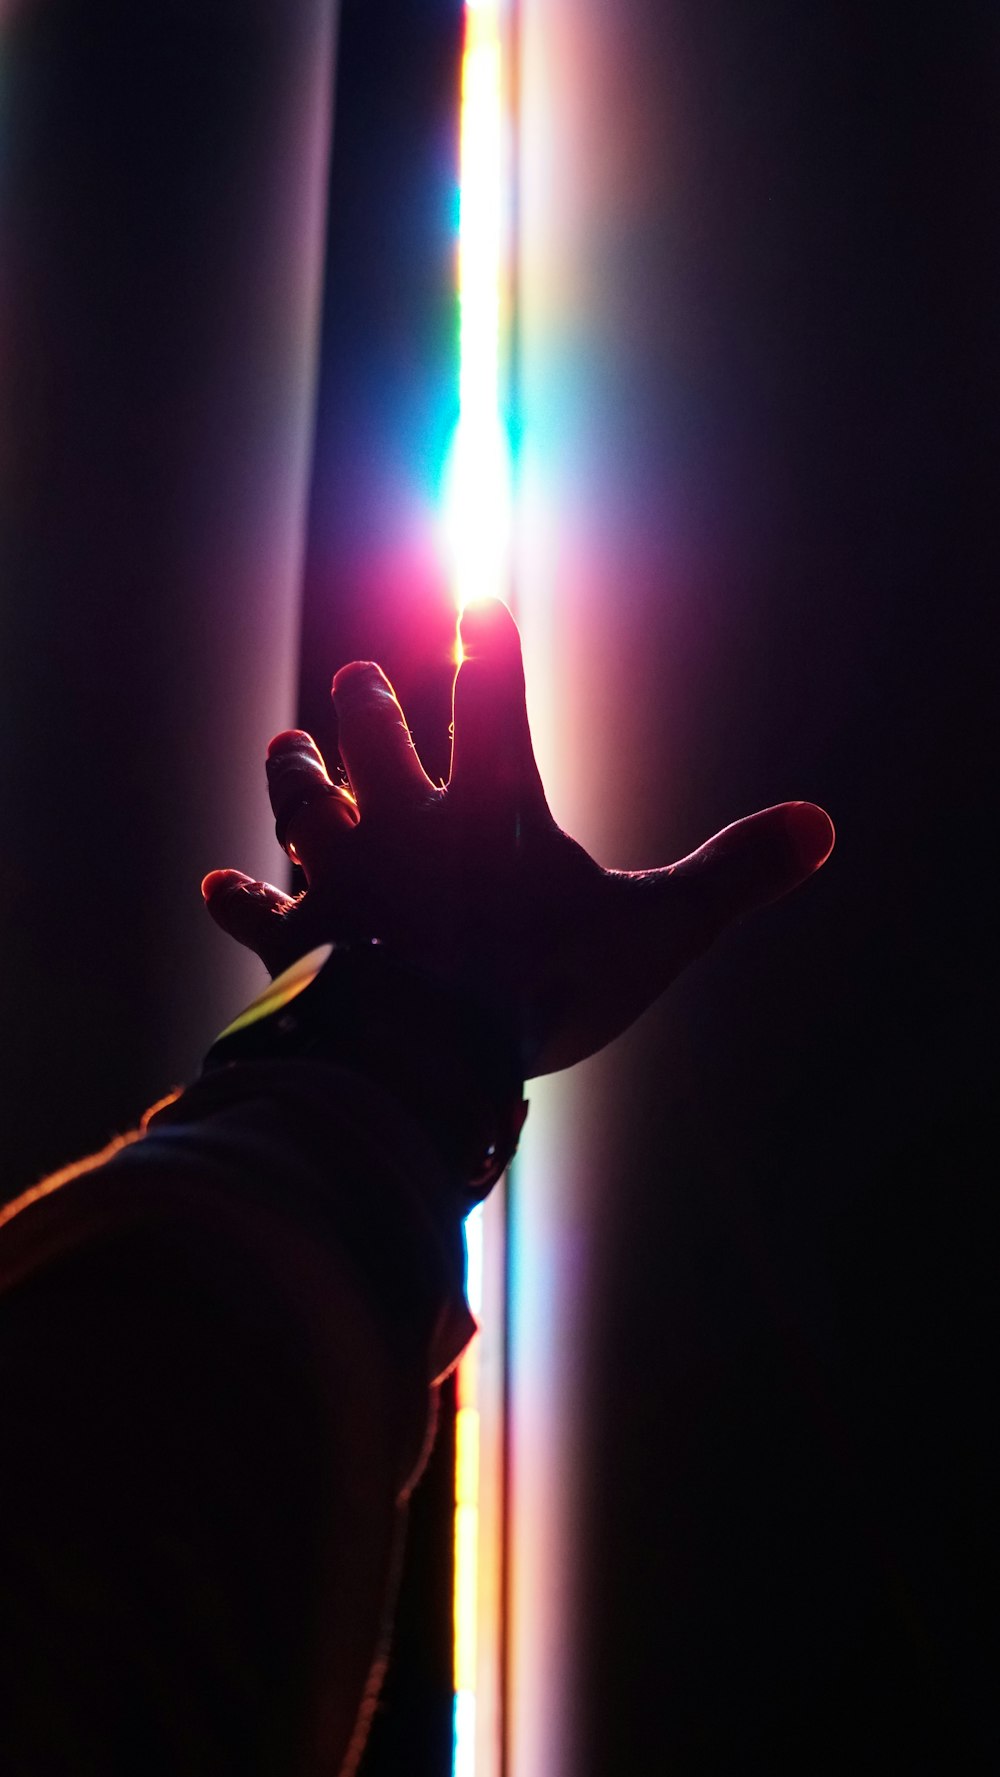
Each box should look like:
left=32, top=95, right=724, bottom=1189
left=446, top=0, right=512, bottom=616
left=450, top=7, right=512, bottom=1775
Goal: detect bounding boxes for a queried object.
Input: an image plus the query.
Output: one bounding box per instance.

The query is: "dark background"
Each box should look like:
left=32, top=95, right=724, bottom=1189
left=1, top=1, right=994, bottom=1772
left=556, top=5, right=996, bottom=1772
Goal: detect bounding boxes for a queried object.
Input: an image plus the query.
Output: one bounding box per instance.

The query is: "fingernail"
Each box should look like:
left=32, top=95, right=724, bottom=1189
left=267, top=729, right=316, bottom=763
left=201, top=869, right=241, bottom=901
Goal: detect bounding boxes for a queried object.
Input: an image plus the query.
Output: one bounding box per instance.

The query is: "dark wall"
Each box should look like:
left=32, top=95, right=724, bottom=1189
left=562, top=4, right=995, bottom=1770
left=0, top=1, right=336, bottom=1192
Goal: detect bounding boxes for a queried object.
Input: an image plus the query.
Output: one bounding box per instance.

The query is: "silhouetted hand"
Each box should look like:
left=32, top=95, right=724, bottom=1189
left=202, top=599, right=833, bottom=1077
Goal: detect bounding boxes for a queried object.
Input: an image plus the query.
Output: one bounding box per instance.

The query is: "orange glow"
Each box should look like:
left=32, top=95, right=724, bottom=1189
left=454, top=1502, right=480, bottom=1692
left=456, top=1346, right=479, bottom=1412
left=453, top=1185, right=506, bottom=1777
left=456, top=1405, right=481, bottom=1504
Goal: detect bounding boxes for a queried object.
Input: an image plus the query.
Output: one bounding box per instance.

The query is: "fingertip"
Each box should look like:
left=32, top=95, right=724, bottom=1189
left=266, top=729, right=315, bottom=760
left=201, top=868, right=249, bottom=903
left=458, top=597, right=520, bottom=658
left=784, top=802, right=835, bottom=876
left=331, top=660, right=388, bottom=702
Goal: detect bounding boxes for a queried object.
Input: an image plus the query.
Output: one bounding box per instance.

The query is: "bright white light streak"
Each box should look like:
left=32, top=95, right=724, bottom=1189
left=465, top=1201, right=485, bottom=1316
left=451, top=8, right=511, bottom=1777
left=445, top=0, right=511, bottom=613
left=459, top=11, right=503, bottom=426
left=453, top=1691, right=477, bottom=1777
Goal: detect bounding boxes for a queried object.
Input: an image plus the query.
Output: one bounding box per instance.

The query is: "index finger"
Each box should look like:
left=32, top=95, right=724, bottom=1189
left=448, top=599, right=548, bottom=815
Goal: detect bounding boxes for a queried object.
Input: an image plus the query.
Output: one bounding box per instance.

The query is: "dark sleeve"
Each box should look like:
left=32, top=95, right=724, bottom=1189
left=0, top=1197, right=417, bottom=1777
left=0, top=1058, right=477, bottom=1775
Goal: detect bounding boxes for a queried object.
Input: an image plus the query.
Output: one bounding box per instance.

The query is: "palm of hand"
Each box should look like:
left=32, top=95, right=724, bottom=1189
left=203, top=600, right=833, bottom=1079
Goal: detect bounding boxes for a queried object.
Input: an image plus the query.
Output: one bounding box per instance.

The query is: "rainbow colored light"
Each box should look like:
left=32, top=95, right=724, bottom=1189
left=454, top=1201, right=484, bottom=1777
left=445, top=0, right=512, bottom=617
left=450, top=5, right=512, bottom=1776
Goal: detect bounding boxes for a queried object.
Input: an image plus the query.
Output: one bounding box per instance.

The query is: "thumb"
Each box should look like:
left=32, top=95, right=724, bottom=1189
left=664, top=801, right=835, bottom=957
left=201, top=869, right=296, bottom=975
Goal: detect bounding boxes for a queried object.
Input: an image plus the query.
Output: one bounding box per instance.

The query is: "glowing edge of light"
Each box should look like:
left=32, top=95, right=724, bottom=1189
left=445, top=0, right=511, bottom=615
left=452, top=5, right=511, bottom=1775
left=454, top=1199, right=485, bottom=1774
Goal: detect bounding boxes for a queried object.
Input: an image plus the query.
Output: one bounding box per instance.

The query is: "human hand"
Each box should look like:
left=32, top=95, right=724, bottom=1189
left=202, top=599, right=833, bottom=1078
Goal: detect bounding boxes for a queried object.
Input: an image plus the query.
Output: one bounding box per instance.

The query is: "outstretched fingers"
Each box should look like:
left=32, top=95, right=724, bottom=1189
left=449, top=599, right=548, bottom=816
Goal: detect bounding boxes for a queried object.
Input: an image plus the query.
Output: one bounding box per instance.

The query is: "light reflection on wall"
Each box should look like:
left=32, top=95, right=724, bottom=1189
left=510, top=4, right=666, bottom=1775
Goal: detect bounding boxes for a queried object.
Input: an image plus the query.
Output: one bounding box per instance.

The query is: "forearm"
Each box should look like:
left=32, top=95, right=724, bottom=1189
left=2, top=1052, right=476, bottom=1417
left=0, top=1051, right=475, bottom=1774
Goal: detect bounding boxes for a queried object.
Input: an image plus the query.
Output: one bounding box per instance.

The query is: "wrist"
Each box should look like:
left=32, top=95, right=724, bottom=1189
left=203, top=941, right=527, bottom=1202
